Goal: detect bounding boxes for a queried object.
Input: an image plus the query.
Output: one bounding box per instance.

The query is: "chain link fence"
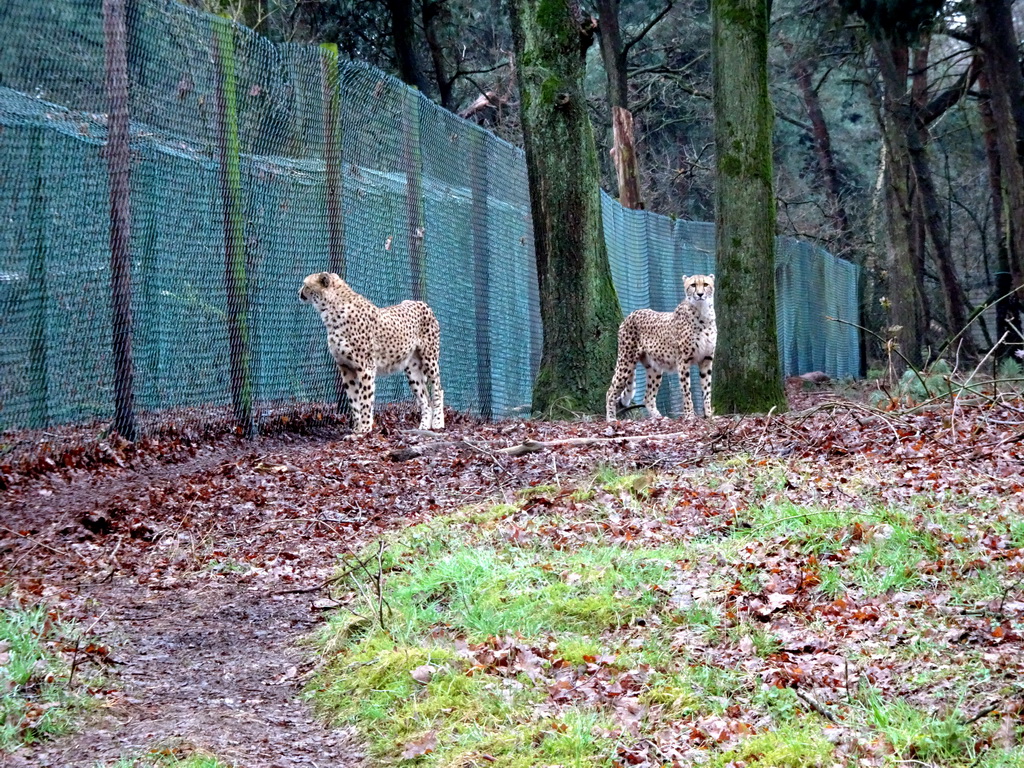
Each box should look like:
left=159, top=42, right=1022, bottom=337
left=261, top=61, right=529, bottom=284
left=0, top=0, right=860, bottom=436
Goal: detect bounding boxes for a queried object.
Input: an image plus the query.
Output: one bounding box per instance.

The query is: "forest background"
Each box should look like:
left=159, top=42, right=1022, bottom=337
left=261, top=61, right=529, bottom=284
left=209, top=0, right=1024, bottom=372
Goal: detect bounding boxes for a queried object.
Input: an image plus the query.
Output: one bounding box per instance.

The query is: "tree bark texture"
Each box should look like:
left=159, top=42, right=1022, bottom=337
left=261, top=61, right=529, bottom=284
left=789, top=55, right=851, bottom=251
left=386, top=0, right=430, bottom=93
left=509, top=0, right=623, bottom=416
left=104, top=0, right=139, bottom=440
left=871, top=38, right=926, bottom=369
left=596, top=0, right=643, bottom=209
left=611, top=106, right=643, bottom=209
left=977, top=0, right=1024, bottom=350
left=422, top=0, right=455, bottom=110
left=978, top=67, right=1016, bottom=354
left=711, top=0, right=787, bottom=414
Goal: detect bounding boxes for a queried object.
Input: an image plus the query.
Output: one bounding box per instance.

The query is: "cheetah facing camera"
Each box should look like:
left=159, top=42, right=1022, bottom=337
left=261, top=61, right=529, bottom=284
left=606, top=274, right=717, bottom=421
left=299, top=272, right=444, bottom=434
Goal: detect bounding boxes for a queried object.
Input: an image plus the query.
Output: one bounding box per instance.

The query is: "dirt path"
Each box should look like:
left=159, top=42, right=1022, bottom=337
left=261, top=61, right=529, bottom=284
left=2, top=413, right=728, bottom=766
left=12, top=584, right=362, bottom=767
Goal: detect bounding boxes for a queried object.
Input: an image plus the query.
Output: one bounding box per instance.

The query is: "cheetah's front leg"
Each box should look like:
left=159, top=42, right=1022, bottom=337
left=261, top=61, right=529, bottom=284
left=698, top=356, right=714, bottom=417
left=680, top=365, right=696, bottom=418
left=643, top=368, right=664, bottom=419
left=341, top=363, right=375, bottom=434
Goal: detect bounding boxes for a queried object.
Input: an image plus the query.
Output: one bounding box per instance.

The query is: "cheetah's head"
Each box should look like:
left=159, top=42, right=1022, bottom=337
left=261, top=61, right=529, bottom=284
left=682, top=274, right=714, bottom=303
left=299, top=272, right=345, bottom=307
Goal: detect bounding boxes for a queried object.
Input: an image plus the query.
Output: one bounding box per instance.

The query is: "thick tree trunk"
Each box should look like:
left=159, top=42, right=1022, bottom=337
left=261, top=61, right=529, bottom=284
left=509, top=0, right=623, bottom=416
left=470, top=129, right=493, bottom=419
left=403, top=89, right=427, bottom=300
left=711, top=0, right=786, bottom=414
left=906, top=40, right=974, bottom=352
left=907, top=127, right=973, bottom=349
left=872, top=38, right=927, bottom=370
left=595, top=0, right=628, bottom=110
left=422, top=0, right=455, bottom=110
left=213, top=19, right=255, bottom=438
left=978, top=68, right=1015, bottom=354
left=596, top=0, right=643, bottom=209
left=977, top=0, right=1024, bottom=352
left=386, top=0, right=430, bottom=93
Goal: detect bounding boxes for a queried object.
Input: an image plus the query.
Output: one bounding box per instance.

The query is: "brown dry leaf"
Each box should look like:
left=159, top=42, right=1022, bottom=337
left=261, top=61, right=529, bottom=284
left=411, top=664, right=435, bottom=685
left=401, top=730, right=438, bottom=760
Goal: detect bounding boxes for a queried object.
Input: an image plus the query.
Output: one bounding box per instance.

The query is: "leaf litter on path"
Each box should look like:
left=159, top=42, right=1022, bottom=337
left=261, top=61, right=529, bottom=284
left=1, top=388, right=1023, bottom=765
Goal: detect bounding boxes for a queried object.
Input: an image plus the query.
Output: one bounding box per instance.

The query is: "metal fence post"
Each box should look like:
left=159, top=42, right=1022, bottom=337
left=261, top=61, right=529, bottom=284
left=213, top=18, right=255, bottom=438
left=103, top=0, right=138, bottom=440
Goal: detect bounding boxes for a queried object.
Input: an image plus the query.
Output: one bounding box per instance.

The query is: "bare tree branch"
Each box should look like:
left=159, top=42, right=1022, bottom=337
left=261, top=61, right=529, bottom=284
left=918, top=52, right=980, bottom=128
left=623, top=1, right=673, bottom=56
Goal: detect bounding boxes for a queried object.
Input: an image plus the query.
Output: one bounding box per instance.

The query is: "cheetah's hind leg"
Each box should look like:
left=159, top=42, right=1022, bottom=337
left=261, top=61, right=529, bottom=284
left=605, top=362, right=636, bottom=421
left=420, top=350, right=444, bottom=431
left=405, top=360, right=432, bottom=431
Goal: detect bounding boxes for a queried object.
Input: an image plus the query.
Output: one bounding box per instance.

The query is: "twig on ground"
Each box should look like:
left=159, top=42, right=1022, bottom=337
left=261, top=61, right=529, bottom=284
left=388, top=429, right=703, bottom=462
left=0, top=524, right=83, bottom=563
left=67, top=636, right=82, bottom=688
left=964, top=699, right=1006, bottom=725
left=795, top=688, right=839, bottom=723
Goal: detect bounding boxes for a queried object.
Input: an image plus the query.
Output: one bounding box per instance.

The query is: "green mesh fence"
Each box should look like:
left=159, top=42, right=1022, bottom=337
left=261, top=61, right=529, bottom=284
left=0, top=0, right=860, bottom=435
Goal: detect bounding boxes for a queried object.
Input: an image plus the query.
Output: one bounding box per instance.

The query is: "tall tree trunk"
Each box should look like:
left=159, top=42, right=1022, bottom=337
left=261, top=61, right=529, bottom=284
left=386, top=0, right=430, bottom=93
left=789, top=55, right=852, bottom=250
left=905, top=39, right=974, bottom=353
left=977, top=0, right=1024, bottom=353
left=322, top=44, right=349, bottom=413
left=978, top=68, right=1015, bottom=353
left=596, top=0, right=642, bottom=209
left=470, top=129, right=493, bottom=418
left=872, top=37, right=927, bottom=370
left=509, top=0, right=623, bottom=416
left=422, top=0, right=455, bottom=110
left=711, top=0, right=786, bottom=414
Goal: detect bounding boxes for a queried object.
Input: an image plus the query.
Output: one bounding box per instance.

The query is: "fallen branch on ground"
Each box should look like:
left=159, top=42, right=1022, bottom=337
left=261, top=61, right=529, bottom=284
left=388, top=429, right=701, bottom=462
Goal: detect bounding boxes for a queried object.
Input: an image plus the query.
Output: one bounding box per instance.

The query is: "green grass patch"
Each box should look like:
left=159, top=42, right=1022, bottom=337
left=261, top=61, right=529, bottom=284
left=308, top=461, right=1024, bottom=768
left=711, top=719, right=833, bottom=767
left=1, top=601, right=104, bottom=752
left=100, top=747, right=234, bottom=767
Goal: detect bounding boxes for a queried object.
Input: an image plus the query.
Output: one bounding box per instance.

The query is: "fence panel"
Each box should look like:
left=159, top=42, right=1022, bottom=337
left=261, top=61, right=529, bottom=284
left=0, top=0, right=860, bottom=434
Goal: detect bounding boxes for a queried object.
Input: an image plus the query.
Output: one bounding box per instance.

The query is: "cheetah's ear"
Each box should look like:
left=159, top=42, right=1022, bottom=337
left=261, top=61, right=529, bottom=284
left=319, top=272, right=331, bottom=288
left=680, top=274, right=688, bottom=284
left=708, top=273, right=715, bottom=283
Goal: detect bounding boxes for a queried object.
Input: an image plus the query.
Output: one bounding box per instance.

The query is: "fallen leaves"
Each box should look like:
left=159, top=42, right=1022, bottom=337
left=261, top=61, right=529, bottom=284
left=400, top=729, right=437, bottom=760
